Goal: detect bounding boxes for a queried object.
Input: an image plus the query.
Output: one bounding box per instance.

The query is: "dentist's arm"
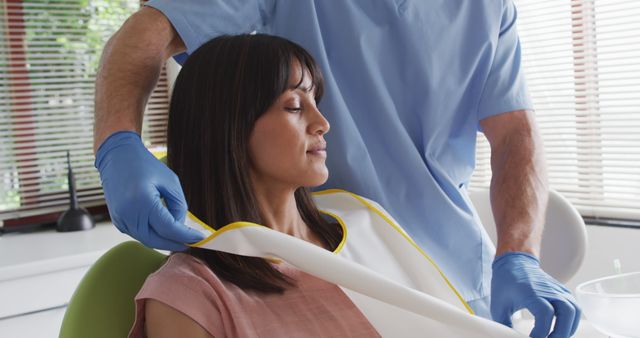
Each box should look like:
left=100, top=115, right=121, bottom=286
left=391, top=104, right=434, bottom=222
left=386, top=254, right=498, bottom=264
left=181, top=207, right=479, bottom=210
left=94, top=7, right=204, bottom=250
left=481, top=109, right=546, bottom=259
left=94, top=7, right=182, bottom=153
left=480, top=109, right=580, bottom=338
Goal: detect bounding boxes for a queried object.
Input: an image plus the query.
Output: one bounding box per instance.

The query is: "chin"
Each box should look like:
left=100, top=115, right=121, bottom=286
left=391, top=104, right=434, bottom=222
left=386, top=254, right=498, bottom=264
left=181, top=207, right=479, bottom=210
left=305, top=172, right=329, bottom=187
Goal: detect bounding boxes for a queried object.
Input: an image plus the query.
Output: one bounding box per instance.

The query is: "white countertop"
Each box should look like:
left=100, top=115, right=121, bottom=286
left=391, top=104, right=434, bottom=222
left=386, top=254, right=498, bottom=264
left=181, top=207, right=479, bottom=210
left=0, top=222, right=133, bottom=320
left=0, top=222, right=131, bottom=282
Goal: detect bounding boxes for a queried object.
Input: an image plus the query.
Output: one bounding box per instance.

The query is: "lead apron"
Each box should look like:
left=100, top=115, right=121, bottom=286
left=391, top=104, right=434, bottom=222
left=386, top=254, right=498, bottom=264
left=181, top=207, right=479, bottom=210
left=185, top=189, right=525, bottom=338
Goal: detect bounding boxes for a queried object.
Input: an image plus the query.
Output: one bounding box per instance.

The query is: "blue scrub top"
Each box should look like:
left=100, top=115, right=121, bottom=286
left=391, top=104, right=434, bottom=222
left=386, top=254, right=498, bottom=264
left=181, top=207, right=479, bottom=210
left=146, top=0, right=533, bottom=312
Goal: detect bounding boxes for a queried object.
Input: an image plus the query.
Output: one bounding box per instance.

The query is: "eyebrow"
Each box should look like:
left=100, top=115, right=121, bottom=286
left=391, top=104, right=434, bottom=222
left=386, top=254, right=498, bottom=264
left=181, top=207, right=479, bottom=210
left=287, top=82, right=314, bottom=93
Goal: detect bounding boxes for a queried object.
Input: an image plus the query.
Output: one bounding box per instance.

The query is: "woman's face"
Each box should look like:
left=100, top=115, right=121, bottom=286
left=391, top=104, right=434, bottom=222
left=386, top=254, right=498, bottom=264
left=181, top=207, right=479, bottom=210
left=248, top=61, right=330, bottom=189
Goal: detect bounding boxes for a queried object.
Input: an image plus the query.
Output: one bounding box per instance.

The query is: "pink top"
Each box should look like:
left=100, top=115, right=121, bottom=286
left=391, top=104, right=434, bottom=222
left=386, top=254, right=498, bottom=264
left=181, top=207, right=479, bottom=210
left=129, top=252, right=380, bottom=338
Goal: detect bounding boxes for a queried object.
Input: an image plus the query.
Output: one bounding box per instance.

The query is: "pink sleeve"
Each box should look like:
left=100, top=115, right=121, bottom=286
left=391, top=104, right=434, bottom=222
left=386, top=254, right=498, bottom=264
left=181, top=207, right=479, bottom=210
left=128, top=255, right=226, bottom=338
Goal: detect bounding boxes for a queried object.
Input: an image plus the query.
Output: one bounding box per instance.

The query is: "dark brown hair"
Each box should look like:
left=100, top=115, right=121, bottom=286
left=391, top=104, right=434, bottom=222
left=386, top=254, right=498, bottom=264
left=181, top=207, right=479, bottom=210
left=166, top=34, right=341, bottom=293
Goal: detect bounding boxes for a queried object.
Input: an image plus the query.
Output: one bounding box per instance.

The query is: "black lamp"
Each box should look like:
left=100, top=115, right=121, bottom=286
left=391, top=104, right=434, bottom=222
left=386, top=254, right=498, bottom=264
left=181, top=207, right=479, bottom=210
left=56, top=151, right=95, bottom=232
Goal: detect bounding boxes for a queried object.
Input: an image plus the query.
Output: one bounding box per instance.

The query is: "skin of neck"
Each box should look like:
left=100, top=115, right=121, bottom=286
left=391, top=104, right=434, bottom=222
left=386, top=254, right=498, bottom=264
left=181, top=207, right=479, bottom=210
left=249, top=171, right=319, bottom=244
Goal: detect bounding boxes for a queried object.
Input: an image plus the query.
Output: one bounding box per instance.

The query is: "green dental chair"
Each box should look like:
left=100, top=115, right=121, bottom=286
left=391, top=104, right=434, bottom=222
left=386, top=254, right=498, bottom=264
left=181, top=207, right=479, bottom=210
left=58, top=241, right=167, bottom=338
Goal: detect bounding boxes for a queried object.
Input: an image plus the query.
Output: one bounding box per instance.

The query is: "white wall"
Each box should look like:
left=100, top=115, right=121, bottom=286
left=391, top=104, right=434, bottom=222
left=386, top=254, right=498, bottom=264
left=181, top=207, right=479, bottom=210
left=566, top=225, right=640, bottom=291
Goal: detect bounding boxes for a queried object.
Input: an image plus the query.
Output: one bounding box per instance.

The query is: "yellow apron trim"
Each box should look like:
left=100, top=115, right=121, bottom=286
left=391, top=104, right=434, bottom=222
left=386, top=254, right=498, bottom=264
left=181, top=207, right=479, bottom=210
left=187, top=220, right=265, bottom=248
left=152, top=150, right=167, bottom=160
left=186, top=212, right=347, bottom=254
left=317, top=210, right=348, bottom=254
left=187, top=211, right=216, bottom=233
left=312, top=189, right=474, bottom=315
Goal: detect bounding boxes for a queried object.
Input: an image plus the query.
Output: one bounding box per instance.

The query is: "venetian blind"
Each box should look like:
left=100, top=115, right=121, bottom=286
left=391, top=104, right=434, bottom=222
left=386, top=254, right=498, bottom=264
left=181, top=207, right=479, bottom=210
left=0, top=0, right=170, bottom=225
left=471, top=0, right=640, bottom=221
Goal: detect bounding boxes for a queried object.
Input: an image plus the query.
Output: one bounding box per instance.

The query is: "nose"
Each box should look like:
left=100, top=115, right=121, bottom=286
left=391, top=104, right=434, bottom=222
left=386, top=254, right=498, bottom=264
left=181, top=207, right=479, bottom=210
left=309, top=106, right=330, bottom=135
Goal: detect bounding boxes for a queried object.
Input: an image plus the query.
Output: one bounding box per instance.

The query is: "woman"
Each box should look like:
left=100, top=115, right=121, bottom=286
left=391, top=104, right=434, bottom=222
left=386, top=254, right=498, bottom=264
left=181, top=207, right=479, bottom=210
left=129, top=34, right=381, bottom=337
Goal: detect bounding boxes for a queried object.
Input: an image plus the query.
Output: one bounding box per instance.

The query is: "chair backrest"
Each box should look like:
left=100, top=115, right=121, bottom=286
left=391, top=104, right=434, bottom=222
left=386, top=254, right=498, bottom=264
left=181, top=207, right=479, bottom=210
left=468, top=189, right=588, bottom=284
left=59, top=241, right=166, bottom=338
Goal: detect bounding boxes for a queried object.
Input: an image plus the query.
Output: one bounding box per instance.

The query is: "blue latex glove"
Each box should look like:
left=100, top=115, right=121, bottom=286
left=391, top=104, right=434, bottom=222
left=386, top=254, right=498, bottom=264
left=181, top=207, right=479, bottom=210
left=95, top=131, right=205, bottom=251
left=491, top=252, right=581, bottom=338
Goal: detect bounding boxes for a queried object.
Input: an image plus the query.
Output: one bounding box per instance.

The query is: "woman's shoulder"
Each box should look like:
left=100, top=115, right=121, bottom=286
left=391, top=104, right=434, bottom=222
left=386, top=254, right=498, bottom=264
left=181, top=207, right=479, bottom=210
left=146, top=252, right=222, bottom=288
left=130, top=253, right=227, bottom=338
left=135, top=252, right=233, bottom=305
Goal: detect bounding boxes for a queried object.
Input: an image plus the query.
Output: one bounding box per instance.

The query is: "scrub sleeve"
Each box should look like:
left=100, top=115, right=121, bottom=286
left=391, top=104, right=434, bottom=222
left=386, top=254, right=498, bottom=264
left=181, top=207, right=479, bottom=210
left=477, top=0, right=534, bottom=127
left=145, top=0, right=273, bottom=62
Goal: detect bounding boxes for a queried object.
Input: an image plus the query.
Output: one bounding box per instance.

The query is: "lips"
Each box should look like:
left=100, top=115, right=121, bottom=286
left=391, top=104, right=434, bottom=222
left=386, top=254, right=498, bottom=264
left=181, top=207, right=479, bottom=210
left=307, top=142, right=327, bottom=152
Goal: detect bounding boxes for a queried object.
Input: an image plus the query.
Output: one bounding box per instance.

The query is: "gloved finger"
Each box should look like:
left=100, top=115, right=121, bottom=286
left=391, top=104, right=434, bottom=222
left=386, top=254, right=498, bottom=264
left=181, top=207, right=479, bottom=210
left=527, top=298, right=555, bottom=338
left=149, top=198, right=205, bottom=245
left=139, top=227, right=192, bottom=252
left=548, top=299, right=576, bottom=338
left=491, top=307, right=514, bottom=328
left=110, top=214, right=127, bottom=234
left=553, top=289, right=581, bottom=336
left=556, top=282, right=572, bottom=294
left=157, top=176, right=188, bottom=223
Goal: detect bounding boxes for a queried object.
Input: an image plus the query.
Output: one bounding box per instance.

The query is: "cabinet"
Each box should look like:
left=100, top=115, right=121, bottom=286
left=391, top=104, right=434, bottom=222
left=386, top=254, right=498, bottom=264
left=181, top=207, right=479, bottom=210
left=0, top=222, right=130, bottom=337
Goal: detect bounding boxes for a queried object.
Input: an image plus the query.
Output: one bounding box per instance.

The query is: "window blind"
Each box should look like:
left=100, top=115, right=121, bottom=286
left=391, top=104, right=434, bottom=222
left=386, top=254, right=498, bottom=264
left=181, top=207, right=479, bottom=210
left=471, top=0, right=640, bottom=221
left=0, top=0, right=170, bottom=227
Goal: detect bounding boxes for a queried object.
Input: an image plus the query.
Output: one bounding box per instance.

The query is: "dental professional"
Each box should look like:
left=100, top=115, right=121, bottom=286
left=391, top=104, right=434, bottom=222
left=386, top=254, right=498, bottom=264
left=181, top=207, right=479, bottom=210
left=93, top=1, right=580, bottom=337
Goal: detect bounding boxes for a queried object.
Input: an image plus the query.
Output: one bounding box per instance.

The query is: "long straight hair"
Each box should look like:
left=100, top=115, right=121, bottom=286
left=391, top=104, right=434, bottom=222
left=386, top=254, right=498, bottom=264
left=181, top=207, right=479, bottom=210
left=166, top=34, right=342, bottom=293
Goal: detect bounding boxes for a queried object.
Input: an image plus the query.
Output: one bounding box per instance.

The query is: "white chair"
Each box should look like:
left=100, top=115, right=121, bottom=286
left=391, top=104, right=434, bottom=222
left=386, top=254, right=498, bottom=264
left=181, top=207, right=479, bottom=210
left=468, top=189, right=588, bottom=284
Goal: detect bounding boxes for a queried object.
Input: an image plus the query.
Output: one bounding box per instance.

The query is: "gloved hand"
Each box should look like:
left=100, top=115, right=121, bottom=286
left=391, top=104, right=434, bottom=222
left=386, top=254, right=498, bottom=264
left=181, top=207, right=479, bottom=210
left=491, top=252, right=581, bottom=338
left=95, top=131, right=205, bottom=251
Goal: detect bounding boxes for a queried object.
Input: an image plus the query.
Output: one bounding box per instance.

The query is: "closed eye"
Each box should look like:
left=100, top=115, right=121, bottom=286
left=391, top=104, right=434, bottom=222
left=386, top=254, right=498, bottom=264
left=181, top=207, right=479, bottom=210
left=285, top=107, right=302, bottom=112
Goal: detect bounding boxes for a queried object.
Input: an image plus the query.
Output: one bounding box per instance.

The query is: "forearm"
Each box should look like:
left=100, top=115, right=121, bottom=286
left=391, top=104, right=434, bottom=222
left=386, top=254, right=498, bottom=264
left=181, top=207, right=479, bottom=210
left=489, top=115, right=548, bottom=257
left=93, top=7, right=184, bottom=154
